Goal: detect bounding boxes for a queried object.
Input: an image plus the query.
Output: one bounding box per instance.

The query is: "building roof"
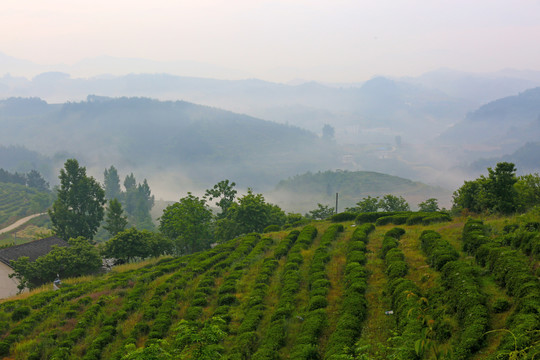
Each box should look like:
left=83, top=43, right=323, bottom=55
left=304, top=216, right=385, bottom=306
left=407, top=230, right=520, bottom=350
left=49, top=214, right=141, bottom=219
left=0, top=237, right=68, bottom=267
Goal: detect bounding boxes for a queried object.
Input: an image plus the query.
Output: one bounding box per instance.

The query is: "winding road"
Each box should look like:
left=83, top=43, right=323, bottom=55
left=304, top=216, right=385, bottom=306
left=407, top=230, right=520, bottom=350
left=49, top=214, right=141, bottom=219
left=0, top=213, right=47, bottom=235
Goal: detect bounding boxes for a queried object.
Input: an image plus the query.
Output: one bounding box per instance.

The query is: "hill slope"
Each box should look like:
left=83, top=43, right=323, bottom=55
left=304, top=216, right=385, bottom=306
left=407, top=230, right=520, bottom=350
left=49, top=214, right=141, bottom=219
left=0, top=96, right=337, bottom=190
left=439, top=87, right=540, bottom=158
left=0, top=182, right=52, bottom=228
left=272, top=170, right=450, bottom=211
left=2, top=214, right=536, bottom=359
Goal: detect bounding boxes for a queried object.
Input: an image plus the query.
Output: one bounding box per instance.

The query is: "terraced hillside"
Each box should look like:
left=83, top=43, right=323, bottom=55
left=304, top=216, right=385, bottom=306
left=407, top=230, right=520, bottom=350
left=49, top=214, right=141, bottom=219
left=0, top=183, right=52, bottom=228
left=0, top=213, right=538, bottom=359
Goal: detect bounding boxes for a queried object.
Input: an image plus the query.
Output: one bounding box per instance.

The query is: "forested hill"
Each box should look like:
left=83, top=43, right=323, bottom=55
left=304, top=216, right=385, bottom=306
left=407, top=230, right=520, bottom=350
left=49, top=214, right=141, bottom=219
left=0, top=96, right=337, bottom=188
left=0, top=214, right=538, bottom=359
left=273, top=170, right=450, bottom=211
left=439, top=87, right=540, bottom=156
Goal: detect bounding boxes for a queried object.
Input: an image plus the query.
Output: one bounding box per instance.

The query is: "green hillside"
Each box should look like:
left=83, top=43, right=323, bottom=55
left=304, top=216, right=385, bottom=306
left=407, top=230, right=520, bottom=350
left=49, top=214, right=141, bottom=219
left=0, top=213, right=538, bottom=359
left=0, top=183, right=52, bottom=228
left=273, top=170, right=450, bottom=211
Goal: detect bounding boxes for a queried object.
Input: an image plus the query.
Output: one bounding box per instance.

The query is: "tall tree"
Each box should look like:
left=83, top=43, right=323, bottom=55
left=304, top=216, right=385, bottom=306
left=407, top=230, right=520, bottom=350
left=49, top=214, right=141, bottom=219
left=378, top=194, right=410, bottom=212
left=26, top=170, right=49, bottom=191
left=306, top=203, right=335, bottom=220
left=352, top=196, right=380, bottom=212
left=159, top=193, right=213, bottom=254
left=487, top=162, right=518, bottom=214
left=104, top=166, right=121, bottom=200
left=418, top=198, right=439, bottom=212
left=104, top=198, right=128, bottom=237
left=215, top=189, right=286, bottom=241
left=453, top=162, right=519, bottom=214
left=205, top=180, right=237, bottom=218
left=49, top=159, right=106, bottom=240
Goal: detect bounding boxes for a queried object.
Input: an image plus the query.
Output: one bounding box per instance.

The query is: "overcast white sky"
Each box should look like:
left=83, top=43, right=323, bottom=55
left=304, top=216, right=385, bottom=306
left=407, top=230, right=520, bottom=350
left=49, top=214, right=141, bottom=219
left=2, top=0, right=540, bottom=82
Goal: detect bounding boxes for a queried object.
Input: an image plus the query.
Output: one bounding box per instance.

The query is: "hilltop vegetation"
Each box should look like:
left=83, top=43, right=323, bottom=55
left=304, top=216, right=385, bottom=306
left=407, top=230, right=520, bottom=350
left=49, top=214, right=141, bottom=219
left=273, top=170, right=449, bottom=212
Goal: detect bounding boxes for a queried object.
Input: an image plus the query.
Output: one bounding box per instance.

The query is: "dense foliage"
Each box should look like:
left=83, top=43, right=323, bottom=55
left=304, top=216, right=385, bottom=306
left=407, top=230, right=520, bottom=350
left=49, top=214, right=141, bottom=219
left=453, top=162, right=540, bottom=214
left=9, top=237, right=102, bottom=291
left=49, top=159, right=106, bottom=241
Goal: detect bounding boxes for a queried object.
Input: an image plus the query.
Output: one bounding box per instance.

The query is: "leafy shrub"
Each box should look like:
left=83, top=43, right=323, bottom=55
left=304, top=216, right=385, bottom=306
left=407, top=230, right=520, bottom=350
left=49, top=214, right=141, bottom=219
left=11, top=306, right=30, bottom=321
left=330, top=212, right=357, bottom=222
left=422, top=213, right=451, bottom=225
left=307, top=295, right=328, bottom=311
left=386, top=261, right=408, bottom=279
left=375, top=215, right=409, bottom=226
left=218, top=294, right=237, bottom=306
left=492, top=299, right=511, bottom=313
left=386, top=227, right=405, bottom=239
left=263, top=224, right=281, bottom=233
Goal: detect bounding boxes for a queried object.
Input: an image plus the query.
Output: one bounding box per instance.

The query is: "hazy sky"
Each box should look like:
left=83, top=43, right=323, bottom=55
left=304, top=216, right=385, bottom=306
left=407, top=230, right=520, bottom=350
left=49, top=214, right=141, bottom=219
left=2, top=0, right=540, bottom=82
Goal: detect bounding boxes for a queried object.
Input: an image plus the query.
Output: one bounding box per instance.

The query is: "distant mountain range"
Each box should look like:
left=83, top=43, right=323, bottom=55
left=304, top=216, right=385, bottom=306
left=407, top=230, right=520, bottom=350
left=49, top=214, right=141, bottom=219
left=439, top=87, right=540, bottom=158
left=1, top=53, right=539, bottom=195
left=0, top=96, right=338, bottom=196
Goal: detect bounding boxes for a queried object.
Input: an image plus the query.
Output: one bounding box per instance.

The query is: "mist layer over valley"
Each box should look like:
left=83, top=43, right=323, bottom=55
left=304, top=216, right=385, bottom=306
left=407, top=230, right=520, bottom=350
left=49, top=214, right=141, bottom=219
left=1, top=67, right=540, bottom=212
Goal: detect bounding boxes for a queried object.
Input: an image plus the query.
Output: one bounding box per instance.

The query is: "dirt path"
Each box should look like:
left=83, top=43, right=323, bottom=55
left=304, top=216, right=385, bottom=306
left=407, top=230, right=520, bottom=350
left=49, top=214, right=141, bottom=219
left=0, top=213, right=46, bottom=235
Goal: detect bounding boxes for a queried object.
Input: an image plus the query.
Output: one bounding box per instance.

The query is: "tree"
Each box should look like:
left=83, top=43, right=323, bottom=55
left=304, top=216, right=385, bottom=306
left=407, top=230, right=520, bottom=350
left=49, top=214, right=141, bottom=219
left=104, top=166, right=121, bottom=200
left=159, top=193, right=213, bottom=254
left=352, top=196, right=380, bottom=212
left=452, top=177, right=490, bottom=213
left=9, top=237, right=102, bottom=291
left=120, top=173, right=155, bottom=230
left=418, top=198, right=439, bottom=212
left=378, top=194, right=410, bottom=212
left=175, top=317, right=227, bottom=360
left=214, top=189, right=286, bottom=241
left=49, top=159, right=106, bottom=241
left=133, top=179, right=155, bottom=230
left=452, top=162, right=519, bottom=214
left=102, top=228, right=171, bottom=263
left=26, top=170, right=49, bottom=191
left=515, top=173, right=540, bottom=211
left=122, top=341, right=172, bottom=360
left=306, top=203, right=335, bottom=220
left=104, top=198, right=128, bottom=237
left=322, top=124, right=335, bottom=140
left=487, top=162, right=518, bottom=214
left=205, top=180, right=237, bottom=218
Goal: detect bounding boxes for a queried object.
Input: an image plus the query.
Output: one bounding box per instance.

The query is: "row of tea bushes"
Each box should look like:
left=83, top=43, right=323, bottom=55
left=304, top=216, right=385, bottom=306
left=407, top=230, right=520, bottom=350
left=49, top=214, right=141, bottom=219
left=354, top=211, right=451, bottom=227
left=383, top=228, right=407, bottom=280
left=109, top=239, right=246, bottom=359
left=213, top=236, right=274, bottom=325
left=324, top=223, right=374, bottom=359
left=380, top=227, right=406, bottom=259
left=501, top=222, right=540, bottom=259
left=463, top=220, right=540, bottom=358
left=422, top=229, right=489, bottom=360
left=252, top=226, right=318, bottom=359
left=419, top=230, right=459, bottom=270
left=290, top=224, right=343, bottom=359
left=229, top=230, right=301, bottom=359
left=382, top=228, right=426, bottom=359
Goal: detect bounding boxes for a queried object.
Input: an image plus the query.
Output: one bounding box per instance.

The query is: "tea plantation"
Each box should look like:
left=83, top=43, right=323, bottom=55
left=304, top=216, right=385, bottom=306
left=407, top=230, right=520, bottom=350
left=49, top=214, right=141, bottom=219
left=0, top=212, right=538, bottom=359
